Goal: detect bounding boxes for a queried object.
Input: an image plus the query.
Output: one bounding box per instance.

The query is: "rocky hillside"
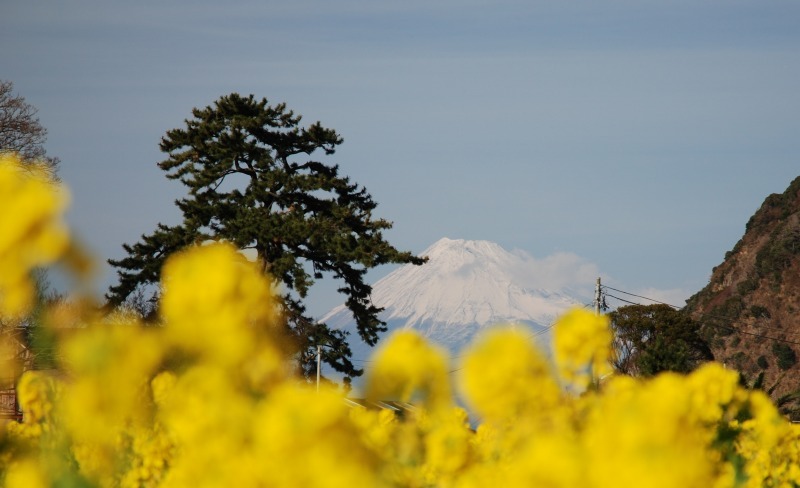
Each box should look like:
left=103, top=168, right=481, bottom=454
left=685, top=176, right=800, bottom=408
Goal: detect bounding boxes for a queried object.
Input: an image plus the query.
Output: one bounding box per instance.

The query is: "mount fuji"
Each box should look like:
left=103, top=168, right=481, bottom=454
left=320, top=238, right=591, bottom=362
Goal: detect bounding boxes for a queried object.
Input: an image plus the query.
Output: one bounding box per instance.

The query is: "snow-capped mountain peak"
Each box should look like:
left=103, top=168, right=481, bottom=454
left=320, top=238, right=589, bottom=356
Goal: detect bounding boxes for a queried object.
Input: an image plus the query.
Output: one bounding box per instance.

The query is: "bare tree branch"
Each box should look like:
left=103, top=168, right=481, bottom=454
left=0, top=80, right=59, bottom=176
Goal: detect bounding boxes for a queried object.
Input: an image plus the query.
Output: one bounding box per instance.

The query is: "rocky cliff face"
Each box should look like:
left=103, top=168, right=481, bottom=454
left=685, top=176, right=800, bottom=407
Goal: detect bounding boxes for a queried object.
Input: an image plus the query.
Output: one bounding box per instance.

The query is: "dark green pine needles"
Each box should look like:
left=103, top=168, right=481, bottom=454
left=107, top=93, right=425, bottom=379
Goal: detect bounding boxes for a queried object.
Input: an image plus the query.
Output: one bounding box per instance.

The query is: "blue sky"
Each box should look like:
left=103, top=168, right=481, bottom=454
left=2, top=1, right=799, bottom=317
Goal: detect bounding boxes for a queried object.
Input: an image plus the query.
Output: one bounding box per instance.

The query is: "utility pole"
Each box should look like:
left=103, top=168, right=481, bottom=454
left=595, top=277, right=602, bottom=315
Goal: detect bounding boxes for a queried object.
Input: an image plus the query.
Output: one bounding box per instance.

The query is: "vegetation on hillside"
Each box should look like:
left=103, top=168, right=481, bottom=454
left=685, top=174, right=800, bottom=416
left=609, top=304, right=713, bottom=377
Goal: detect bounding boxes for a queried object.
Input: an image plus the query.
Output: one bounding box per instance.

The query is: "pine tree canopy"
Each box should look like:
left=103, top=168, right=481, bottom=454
left=107, top=93, right=425, bottom=378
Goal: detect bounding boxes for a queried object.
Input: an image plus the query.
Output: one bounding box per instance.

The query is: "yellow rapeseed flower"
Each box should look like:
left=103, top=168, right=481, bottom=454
left=3, top=457, right=50, bottom=488
left=0, top=153, right=69, bottom=317
left=582, top=372, right=719, bottom=488
left=252, top=384, right=384, bottom=488
left=3, top=162, right=800, bottom=487
left=457, top=326, right=561, bottom=422
left=366, top=329, right=452, bottom=412
left=553, top=308, right=612, bottom=389
left=14, top=371, right=58, bottom=426
left=159, top=241, right=278, bottom=366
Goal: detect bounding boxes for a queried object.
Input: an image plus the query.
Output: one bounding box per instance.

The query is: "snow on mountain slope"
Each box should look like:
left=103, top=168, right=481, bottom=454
left=320, top=238, right=590, bottom=358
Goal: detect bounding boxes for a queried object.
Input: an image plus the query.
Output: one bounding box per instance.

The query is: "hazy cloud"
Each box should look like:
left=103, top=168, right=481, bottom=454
left=510, top=249, right=693, bottom=309
left=509, top=249, right=600, bottom=295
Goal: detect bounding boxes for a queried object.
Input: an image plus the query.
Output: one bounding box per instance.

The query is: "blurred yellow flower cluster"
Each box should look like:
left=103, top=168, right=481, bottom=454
left=0, top=154, right=69, bottom=317
left=1, top=152, right=799, bottom=487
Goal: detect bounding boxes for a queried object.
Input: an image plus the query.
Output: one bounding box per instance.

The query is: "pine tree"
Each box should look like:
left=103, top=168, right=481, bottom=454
left=107, top=93, right=425, bottom=378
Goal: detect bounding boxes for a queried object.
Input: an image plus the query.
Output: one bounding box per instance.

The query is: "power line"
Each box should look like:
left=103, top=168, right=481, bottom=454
left=352, top=281, right=800, bottom=368
left=602, top=285, right=800, bottom=336
left=342, top=282, right=800, bottom=384
left=705, top=321, right=800, bottom=346
left=602, top=286, right=800, bottom=346
left=604, top=293, right=642, bottom=307
left=601, top=285, right=680, bottom=308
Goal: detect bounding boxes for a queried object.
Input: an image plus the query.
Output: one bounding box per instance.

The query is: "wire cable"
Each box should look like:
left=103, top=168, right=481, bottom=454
left=603, top=288, right=800, bottom=346
left=604, top=293, right=642, bottom=307
left=601, top=285, right=681, bottom=308
left=602, top=285, right=800, bottom=336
